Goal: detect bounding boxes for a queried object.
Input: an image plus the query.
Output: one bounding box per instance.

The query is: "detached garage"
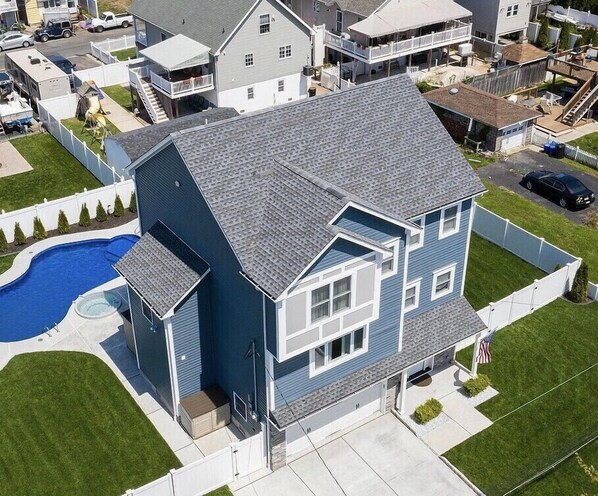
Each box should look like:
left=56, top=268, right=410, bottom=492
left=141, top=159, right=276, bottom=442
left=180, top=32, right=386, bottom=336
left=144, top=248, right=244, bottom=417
left=424, top=83, right=540, bottom=153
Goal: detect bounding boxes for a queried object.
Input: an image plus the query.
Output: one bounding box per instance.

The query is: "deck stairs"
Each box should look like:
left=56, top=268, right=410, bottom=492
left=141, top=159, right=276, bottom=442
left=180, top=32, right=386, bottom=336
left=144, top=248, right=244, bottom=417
left=561, top=74, right=598, bottom=126
left=138, top=80, right=169, bottom=124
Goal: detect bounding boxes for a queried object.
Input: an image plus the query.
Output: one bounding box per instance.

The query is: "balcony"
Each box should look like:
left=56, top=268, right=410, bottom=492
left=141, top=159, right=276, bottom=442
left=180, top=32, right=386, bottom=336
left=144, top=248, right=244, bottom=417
left=135, top=30, right=148, bottom=46
left=0, top=0, right=17, bottom=14
left=129, top=66, right=214, bottom=99
left=324, top=21, right=472, bottom=64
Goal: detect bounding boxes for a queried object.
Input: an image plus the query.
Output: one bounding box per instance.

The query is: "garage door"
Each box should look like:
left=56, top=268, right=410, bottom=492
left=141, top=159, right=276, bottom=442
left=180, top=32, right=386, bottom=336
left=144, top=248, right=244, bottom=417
left=286, top=383, right=384, bottom=456
left=501, top=124, right=525, bottom=151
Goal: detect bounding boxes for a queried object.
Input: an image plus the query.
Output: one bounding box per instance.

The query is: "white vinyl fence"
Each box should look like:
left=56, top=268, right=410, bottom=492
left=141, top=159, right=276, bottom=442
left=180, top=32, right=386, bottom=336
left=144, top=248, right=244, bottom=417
left=124, top=431, right=265, bottom=496
left=91, top=35, right=137, bottom=65
left=530, top=126, right=598, bottom=171
left=320, top=67, right=356, bottom=92
left=0, top=181, right=135, bottom=243
left=37, top=98, right=125, bottom=184
left=73, top=58, right=144, bottom=89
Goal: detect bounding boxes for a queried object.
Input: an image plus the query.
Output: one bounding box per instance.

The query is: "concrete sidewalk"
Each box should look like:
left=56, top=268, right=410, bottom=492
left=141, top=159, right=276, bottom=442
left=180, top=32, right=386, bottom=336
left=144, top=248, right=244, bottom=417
left=0, top=141, right=32, bottom=177
left=101, top=93, right=148, bottom=132
left=557, top=121, right=598, bottom=143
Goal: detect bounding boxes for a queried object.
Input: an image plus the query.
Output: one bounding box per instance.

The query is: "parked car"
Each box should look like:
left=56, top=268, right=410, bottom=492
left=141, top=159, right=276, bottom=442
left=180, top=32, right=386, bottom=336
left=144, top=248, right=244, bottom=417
left=89, top=11, right=133, bottom=32
left=34, top=19, right=74, bottom=42
left=523, top=171, right=595, bottom=209
left=47, top=55, right=76, bottom=75
left=0, top=31, right=35, bottom=51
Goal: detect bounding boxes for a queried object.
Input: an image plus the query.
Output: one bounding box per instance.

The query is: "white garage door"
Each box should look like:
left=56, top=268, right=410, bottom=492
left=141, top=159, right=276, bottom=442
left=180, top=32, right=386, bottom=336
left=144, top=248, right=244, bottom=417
left=501, top=124, right=525, bottom=150
left=286, top=383, right=384, bottom=456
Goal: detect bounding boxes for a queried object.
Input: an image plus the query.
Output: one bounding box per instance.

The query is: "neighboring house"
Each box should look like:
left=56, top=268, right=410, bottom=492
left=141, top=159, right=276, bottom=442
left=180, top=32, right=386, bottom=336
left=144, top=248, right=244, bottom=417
left=15, top=0, right=77, bottom=26
left=530, top=0, right=551, bottom=21
left=289, top=0, right=472, bottom=79
left=424, top=83, right=540, bottom=152
left=127, top=0, right=313, bottom=120
left=104, top=107, right=238, bottom=174
left=0, top=0, right=18, bottom=27
left=114, top=75, right=487, bottom=469
left=455, top=0, right=531, bottom=42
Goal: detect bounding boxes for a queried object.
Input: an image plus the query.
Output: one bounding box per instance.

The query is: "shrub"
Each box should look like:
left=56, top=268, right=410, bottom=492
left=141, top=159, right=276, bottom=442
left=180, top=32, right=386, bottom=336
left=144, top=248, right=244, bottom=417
left=560, top=21, right=573, bottom=50
left=414, top=398, right=442, bottom=424
left=463, top=374, right=492, bottom=397
left=79, top=203, right=91, bottom=227
left=538, top=18, right=550, bottom=49
left=568, top=261, right=589, bottom=303
left=96, top=201, right=107, bottom=222
left=13, top=222, right=26, bottom=246
left=129, top=191, right=137, bottom=213
left=0, top=228, right=7, bottom=253
left=33, top=216, right=47, bottom=240
left=113, top=194, right=124, bottom=217
left=57, top=210, right=70, bottom=234
left=416, top=81, right=435, bottom=93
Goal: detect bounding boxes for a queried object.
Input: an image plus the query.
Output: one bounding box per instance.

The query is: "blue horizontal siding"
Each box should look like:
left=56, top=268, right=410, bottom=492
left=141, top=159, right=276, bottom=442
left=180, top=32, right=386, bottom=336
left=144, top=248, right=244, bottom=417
left=334, top=207, right=405, bottom=243
left=304, top=238, right=372, bottom=278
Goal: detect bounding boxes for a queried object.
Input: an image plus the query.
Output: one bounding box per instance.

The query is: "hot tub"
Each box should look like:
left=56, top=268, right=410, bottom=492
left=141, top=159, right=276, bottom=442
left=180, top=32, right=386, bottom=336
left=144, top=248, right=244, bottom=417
left=75, top=291, right=122, bottom=319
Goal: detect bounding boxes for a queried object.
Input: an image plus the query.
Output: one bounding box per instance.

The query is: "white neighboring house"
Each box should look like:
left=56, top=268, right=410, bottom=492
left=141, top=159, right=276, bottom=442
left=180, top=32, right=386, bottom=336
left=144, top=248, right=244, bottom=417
left=128, top=0, right=313, bottom=120
left=454, top=0, right=531, bottom=42
left=0, top=0, right=18, bottom=27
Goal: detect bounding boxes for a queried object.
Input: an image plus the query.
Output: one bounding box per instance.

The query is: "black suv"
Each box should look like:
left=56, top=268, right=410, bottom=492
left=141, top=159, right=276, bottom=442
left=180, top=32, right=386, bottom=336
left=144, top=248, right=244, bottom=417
left=34, top=19, right=73, bottom=42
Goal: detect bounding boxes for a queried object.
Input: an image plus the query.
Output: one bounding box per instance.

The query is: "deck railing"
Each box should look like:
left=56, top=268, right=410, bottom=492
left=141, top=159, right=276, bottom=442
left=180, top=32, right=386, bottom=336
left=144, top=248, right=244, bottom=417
left=149, top=71, right=214, bottom=98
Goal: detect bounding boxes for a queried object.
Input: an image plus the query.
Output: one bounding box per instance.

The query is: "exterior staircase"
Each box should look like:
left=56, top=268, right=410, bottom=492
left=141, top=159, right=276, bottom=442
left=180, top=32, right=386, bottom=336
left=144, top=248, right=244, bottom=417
left=138, top=80, right=169, bottom=124
left=561, top=73, right=598, bottom=126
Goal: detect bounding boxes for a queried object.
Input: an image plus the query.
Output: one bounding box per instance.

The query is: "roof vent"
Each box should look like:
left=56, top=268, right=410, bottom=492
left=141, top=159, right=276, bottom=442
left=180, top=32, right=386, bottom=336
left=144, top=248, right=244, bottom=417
left=30, top=58, right=41, bottom=65
left=449, top=87, right=459, bottom=95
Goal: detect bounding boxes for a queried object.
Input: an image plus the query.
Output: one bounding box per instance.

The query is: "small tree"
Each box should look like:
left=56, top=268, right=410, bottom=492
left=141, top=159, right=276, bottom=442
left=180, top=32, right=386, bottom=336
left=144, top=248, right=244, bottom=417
left=538, top=17, right=550, bottom=49
left=96, top=200, right=107, bottom=222
left=129, top=191, right=137, bottom=213
left=568, top=261, right=589, bottom=303
left=113, top=194, right=124, bottom=218
left=13, top=222, right=26, bottom=246
left=560, top=21, right=573, bottom=50
left=79, top=203, right=91, bottom=227
left=33, top=216, right=47, bottom=240
left=57, top=210, right=70, bottom=234
left=0, top=228, right=8, bottom=252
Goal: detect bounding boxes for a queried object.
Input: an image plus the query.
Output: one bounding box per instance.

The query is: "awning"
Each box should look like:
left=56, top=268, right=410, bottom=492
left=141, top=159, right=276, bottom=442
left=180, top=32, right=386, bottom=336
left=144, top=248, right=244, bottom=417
left=349, top=0, right=471, bottom=38
left=140, top=34, right=211, bottom=71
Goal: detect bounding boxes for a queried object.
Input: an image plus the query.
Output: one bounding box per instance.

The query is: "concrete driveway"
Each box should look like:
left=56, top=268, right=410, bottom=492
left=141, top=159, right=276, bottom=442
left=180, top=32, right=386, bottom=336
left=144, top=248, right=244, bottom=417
left=478, top=149, right=598, bottom=224
left=234, top=414, right=476, bottom=496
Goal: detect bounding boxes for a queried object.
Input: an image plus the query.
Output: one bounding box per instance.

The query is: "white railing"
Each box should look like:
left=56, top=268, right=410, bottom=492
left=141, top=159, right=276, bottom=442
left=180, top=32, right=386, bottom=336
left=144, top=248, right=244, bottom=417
left=0, top=181, right=135, bottom=243
left=149, top=72, right=214, bottom=98
left=37, top=97, right=127, bottom=183
left=135, top=30, right=148, bottom=46
left=90, top=35, right=137, bottom=65
left=123, top=431, right=265, bottom=496
left=320, top=66, right=356, bottom=91
left=324, top=22, right=471, bottom=62
left=129, top=67, right=161, bottom=124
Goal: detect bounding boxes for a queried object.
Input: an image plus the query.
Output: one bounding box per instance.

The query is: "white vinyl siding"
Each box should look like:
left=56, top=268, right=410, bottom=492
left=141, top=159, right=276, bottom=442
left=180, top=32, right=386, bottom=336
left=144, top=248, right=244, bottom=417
left=279, top=44, right=292, bottom=59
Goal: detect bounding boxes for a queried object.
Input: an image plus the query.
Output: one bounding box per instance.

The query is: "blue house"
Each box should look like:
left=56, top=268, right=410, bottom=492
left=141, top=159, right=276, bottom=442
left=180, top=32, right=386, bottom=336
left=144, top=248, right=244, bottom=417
left=114, top=74, right=487, bottom=468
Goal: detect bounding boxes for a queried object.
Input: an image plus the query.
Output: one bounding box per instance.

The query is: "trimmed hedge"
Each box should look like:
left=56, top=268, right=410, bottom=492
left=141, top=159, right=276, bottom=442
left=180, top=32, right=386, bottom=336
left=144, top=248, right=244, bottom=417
left=13, top=222, right=26, bottom=246
left=463, top=374, right=492, bottom=397
left=96, top=201, right=107, bottom=222
left=0, top=228, right=7, bottom=252
left=414, top=398, right=442, bottom=424
left=79, top=203, right=91, bottom=227
left=58, top=210, right=70, bottom=234
left=129, top=191, right=137, bottom=213
left=113, top=194, right=124, bottom=218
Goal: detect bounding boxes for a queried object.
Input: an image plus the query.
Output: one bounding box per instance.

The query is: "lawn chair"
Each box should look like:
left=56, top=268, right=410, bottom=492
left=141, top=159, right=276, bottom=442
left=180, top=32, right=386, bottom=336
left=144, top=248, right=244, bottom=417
left=539, top=101, right=552, bottom=115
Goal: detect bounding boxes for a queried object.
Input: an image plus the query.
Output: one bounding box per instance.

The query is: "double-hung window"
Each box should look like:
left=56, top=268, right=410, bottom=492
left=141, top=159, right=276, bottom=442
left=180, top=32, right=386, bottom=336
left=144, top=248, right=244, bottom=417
left=432, top=265, right=456, bottom=300
left=259, top=14, right=270, bottom=34
left=439, top=204, right=460, bottom=238
left=409, top=217, right=424, bottom=249
left=279, top=44, right=292, bottom=59
left=404, top=279, right=421, bottom=311
left=382, top=242, right=399, bottom=279
left=506, top=4, right=518, bottom=16
left=311, top=276, right=351, bottom=322
left=244, top=53, right=254, bottom=67
left=312, top=327, right=366, bottom=374
left=278, top=79, right=285, bottom=92
left=141, top=300, right=154, bottom=324
left=247, top=87, right=255, bottom=100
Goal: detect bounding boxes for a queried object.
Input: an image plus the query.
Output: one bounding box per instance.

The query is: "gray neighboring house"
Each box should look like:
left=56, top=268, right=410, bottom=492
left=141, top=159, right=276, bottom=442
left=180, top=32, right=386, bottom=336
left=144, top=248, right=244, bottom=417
left=115, top=75, right=487, bottom=470
left=128, top=0, right=313, bottom=122
left=455, top=0, right=531, bottom=42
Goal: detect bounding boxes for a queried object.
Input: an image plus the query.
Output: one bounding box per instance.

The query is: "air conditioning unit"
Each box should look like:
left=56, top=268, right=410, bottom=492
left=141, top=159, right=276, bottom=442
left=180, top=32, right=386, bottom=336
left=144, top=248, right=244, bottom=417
left=458, top=43, right=473, bottom=57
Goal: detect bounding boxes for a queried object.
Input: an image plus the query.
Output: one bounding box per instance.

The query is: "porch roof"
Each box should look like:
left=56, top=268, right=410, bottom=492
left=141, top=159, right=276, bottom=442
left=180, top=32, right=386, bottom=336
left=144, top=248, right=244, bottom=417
left=139, top=34, right=211, bottom=71
left=349, top=0, right=471, bottom=38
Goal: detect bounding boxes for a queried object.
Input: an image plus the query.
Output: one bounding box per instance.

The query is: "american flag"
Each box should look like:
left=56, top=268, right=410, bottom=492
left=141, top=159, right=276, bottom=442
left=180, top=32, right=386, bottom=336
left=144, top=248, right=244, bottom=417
left=476, top=333, right=494, bottom=364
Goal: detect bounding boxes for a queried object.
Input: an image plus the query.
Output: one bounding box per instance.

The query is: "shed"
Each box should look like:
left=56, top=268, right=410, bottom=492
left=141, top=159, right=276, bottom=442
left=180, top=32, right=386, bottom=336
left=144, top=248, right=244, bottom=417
left=179, top=385, right=231, bottom=439
left=500, top=43, right=548, bottom=66
left=424, top=83, right=541, bottom=152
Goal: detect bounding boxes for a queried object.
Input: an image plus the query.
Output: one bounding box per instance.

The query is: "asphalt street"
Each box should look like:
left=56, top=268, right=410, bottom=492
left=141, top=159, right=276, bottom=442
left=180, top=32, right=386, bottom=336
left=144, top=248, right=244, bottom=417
left=477, top=149, right=598, bottom=224
left=0, top=24, right=133, bottom=71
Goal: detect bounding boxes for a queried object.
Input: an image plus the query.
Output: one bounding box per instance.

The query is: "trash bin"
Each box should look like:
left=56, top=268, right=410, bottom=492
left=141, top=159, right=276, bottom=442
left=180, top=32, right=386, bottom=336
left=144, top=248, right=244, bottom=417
left=308, top=87, right=317, bottom=97
left=555, top=142, right=566, bottom=159
left=543, top=143, right=552, bottom=155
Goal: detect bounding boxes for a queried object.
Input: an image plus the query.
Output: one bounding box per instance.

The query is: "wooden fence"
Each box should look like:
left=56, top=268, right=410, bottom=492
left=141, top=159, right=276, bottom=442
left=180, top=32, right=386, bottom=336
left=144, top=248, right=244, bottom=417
left=466, top=62, right=548, bottom=96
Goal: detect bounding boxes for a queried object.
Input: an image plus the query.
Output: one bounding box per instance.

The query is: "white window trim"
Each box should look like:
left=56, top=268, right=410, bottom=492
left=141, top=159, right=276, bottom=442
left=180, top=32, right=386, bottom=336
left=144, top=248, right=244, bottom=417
left=141, top=300, right=154, bottom=325
left=259, top=13, right=271, bottom=35
left=309, top=274, right=354, bottom=324
left=431, top=264, right=457, bottom=301
left=244, top=53, right=254, bottom=67
left=381, top=240, right=399, bottom=280
left=438, top=203, right=462, bottom=240
left=308, top=325, right=369, bottom=377
left=233, top=392, right=248, bottom=421
left=279, top=44, right=292, bottom=60
left=404, top=278, right=421, bottom=312
left=408, top=216, right=425, bottom=251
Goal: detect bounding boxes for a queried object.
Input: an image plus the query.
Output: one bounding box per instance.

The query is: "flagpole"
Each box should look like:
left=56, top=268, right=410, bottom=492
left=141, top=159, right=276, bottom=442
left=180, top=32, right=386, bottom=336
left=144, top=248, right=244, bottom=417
left=471, top=332, right=482, bottom=377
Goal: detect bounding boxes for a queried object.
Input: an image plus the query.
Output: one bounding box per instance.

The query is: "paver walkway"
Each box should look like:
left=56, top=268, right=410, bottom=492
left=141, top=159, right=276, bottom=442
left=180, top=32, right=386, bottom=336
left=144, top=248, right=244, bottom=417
left=0, top=141, right=32, bottom=177
left=101, top=93, right=148, bottom=132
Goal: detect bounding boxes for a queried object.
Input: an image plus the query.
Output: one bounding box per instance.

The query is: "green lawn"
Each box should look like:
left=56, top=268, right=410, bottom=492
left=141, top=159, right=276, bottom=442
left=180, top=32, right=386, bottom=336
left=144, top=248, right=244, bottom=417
left=0, top=352, right=181, bottom=496
left=446, top=299, right=598, bottom=495
left=464, top=233, right=545, bottom=310
left=568, top=132, right=598, bottom=157
left=478, top=181, right=598, bottom=279
left=61, top=117, right=120, bottom=158
left=0, top=254, right=16, bottom=275
left=560, top=157, right=598, bottom=178
left=206, top=487, right=233, bottom=496
left=102, top=85, right=133, bottom=112
left=111, top=47, right=137, bottom=61
left=0, top=134, right=101, bottom=212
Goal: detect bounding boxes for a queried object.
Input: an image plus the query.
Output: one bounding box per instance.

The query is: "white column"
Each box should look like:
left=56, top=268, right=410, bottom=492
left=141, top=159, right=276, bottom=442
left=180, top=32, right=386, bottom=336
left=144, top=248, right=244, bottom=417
left=471, top=332, right=483, bottom=377
left=397, top=370, right=409, bottom=414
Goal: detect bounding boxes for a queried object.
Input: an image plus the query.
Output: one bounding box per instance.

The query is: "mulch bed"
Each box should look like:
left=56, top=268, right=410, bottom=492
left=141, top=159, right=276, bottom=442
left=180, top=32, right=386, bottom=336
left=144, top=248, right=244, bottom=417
left=411, top=374, right=433, bottom=387
left=0, top=210, right=138, bottom=258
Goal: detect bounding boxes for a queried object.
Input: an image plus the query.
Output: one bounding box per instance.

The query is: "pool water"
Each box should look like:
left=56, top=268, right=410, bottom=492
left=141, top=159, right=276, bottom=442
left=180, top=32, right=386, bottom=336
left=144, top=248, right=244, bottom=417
left=0, top=235, right=138, bottom=342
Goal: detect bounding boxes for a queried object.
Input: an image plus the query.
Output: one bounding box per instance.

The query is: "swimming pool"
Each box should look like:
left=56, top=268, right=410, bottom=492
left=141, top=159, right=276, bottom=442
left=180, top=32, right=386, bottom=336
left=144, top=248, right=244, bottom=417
left=0, top=235, right=138, bottom=342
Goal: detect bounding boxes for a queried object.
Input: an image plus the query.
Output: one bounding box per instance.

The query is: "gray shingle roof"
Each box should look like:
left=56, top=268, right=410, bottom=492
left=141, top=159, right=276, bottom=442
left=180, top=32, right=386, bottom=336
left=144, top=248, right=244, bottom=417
left=271, top=296, right=486, bottom=428
left=109, top=108, right=238, bottom=164
left=168, top=75, right=485, bottom=298
left=114, top=222, right=210, bottom=318
left=130, top=0, right=271, bottom=51
left=336, top=0, right=385, bottom=16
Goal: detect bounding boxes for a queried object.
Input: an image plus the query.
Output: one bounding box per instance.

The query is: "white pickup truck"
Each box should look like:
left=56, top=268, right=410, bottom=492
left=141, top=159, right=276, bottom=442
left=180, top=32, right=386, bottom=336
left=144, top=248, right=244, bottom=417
left=89, top=11, right=133, bottom=32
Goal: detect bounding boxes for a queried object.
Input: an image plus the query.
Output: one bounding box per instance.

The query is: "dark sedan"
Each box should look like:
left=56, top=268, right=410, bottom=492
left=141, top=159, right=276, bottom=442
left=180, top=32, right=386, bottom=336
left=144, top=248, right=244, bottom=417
left=523, top=171, right=595, bottom=209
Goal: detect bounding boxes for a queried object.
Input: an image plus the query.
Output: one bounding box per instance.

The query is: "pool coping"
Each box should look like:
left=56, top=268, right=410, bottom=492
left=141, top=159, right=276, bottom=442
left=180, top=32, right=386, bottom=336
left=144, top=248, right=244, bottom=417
left=0, top=219, right=139, bottom=289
